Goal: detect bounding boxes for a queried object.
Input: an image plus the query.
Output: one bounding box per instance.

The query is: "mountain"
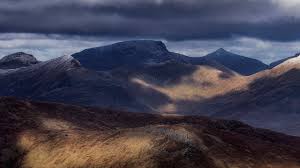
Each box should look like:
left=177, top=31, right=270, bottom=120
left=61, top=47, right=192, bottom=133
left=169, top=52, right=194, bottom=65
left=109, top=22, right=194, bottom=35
left=270, top=53, right=300, bottom=68
left=0, top=52, right=39, bottom=69
left=72, top=40, right=191, bottom=71
left=72, top=40, right=231, bottom=72
left=203, top=48, right=269, bottom=75
left=209, top=55, right=300, bottom=135
left=0, top=39, right=240, bottom=114
left=0, top=53, right=238, bottom=114
left=0, top=55, right=148, bottom=112
left=72, top=41, right=242, bottom=115
left=2, top=41, right=300, bottom=136
left=1, top=97, right=300, bottom=168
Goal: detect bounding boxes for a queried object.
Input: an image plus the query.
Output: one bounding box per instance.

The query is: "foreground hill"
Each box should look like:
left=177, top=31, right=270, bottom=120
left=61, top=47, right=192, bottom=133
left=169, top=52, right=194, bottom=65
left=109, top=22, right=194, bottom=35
left=1, top=97, right=300, bottom=168
left=203, top=48, right=269, bottom=75
left=0, top=52, right=39, bottom=69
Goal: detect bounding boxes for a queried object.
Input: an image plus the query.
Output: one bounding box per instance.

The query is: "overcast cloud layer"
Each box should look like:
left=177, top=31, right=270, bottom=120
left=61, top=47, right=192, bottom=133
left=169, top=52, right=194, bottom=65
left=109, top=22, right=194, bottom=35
left=1, top=0, right=300, bottom=62
left=1, top=0, right=300, bottom=41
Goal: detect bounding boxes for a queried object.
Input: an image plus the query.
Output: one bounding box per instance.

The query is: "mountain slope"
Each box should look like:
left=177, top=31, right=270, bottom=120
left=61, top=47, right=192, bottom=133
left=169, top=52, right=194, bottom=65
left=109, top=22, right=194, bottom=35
left=270, top=53, right=300, bottom=68
left=0, top=52, right=240, bottom=115
left=203, top=48, right=269, bottom=75
left=209, top=55, right=300, bottom=135
left=0, top=55, right=147, bottom=112
left=0, top=52, right=39, bottom=69
left=1, top=97, right=300, bottom=168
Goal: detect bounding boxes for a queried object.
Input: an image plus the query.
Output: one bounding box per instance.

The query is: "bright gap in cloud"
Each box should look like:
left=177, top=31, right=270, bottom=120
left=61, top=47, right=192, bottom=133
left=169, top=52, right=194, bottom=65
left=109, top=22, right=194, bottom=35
left=0, top=33, right=300, bottom=64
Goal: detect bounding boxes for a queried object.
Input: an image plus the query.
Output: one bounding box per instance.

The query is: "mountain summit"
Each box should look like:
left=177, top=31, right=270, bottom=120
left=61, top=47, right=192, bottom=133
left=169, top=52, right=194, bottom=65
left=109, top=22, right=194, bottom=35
left=72, top=40, right=184, bottom=71
left=204, top=48, right=269, bottom=75
left=0, top=52, right=39, bottom=69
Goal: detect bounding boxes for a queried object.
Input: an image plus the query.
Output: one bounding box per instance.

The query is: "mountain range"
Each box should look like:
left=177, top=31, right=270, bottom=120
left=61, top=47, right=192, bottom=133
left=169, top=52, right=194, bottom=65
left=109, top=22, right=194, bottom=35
left=0, top=40, right=300, bottom=136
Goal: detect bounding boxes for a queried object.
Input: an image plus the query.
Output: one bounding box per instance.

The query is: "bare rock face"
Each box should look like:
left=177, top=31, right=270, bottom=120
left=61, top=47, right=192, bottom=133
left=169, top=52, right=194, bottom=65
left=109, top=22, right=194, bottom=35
left=0, top=52, right=39, bottom=69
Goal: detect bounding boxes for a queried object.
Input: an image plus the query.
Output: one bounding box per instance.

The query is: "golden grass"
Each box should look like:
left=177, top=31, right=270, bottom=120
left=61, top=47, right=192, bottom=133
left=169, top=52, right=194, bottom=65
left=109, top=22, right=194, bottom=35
left=2, top=98, right=300, bottom=168
left=132, top=66, right=249, bottom=102
left=17, top=129, right=157, bottom=168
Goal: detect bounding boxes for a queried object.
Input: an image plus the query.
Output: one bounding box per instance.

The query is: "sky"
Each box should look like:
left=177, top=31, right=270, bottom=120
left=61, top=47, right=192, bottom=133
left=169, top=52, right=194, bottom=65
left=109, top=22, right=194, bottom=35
left=1, top=0, right=300, bottom=63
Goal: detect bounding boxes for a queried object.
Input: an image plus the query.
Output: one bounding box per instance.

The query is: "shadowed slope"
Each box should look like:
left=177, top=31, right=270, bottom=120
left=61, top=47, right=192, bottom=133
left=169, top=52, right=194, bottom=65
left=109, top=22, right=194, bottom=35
left=1, top=97, right=300, bottom=168
left=0, top=56, right=148, bottom=112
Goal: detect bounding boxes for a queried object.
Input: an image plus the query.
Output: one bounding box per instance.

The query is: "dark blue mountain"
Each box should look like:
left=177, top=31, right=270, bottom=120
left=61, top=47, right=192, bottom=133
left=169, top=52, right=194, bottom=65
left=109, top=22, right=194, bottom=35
left=72, top=40, right=190, bottom=71
left=203, top=48, right=269, bottom=75
left=72, top=40, right=231, bottom=74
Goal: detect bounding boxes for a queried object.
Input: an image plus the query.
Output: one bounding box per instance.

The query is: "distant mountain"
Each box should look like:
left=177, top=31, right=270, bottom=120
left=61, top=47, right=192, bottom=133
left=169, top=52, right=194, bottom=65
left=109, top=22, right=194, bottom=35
left=270, top=53, right=300, bottom=68
left=0, top=52, right=39, bottom=69
left=72, top=40, right=191, bottom=71
left=72, top=40, right=231, bottom=73
left=2, top=97, right=300, bottom=168
left=203, top=48, right=269, bottom=75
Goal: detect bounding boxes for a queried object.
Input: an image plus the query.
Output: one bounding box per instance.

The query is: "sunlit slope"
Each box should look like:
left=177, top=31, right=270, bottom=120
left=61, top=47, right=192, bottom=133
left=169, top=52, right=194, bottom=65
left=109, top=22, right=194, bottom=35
left=210, top=55, right=300, bottom=135
left=1, top=97, right=300, bottom=168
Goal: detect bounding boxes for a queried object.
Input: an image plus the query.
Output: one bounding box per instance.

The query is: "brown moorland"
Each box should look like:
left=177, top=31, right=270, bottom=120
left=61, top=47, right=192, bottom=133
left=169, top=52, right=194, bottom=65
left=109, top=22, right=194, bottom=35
left=1, top=97, right=300, bottom=168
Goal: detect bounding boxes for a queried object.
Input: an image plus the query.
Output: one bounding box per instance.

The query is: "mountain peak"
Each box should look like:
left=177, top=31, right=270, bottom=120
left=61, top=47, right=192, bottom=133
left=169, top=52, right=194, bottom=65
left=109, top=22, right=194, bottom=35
left=113, top=40, right=167, bottom=50
left=0, top=52, right=38, bottom=69
left=204, top=49, right=268, bottom=75
left=213, top=48, right=233, bottom=56
left=216, top=48, right=227, bottom=53
left=72, top=40, right=176, bottom=71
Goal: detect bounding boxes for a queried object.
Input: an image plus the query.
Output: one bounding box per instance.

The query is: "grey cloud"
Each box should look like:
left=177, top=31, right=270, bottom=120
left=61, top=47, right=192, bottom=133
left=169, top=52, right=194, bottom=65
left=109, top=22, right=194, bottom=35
left=0, top=0, right=300, bottom=41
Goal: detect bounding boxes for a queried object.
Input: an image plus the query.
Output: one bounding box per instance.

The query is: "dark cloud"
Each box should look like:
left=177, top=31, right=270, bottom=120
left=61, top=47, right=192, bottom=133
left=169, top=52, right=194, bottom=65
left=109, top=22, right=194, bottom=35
left=0, top=0, right=299, bottom=41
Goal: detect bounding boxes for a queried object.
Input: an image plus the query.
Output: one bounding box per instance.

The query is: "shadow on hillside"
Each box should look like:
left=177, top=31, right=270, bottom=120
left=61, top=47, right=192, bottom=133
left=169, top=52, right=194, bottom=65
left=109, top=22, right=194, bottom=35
left=128, top=68, right=300, bottom=135
left=2, top=67, right=300, bottom=166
